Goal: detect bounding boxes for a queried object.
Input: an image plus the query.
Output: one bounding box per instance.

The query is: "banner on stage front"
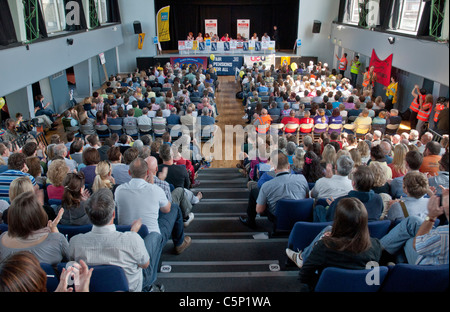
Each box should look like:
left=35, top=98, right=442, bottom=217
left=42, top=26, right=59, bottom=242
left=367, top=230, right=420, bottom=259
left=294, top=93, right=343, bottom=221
left=192, top=40, right=199, bottom=50
left=369, top=49, right=393, bottom=87
left=157, top=6, right=170, bottom=42
left=210, top=56, right=243, bottom=76
left=244, top=55, right=275, bottom=68
left=170, top=57, right=208, bottom=69
left=205, top=19, right=218, bottom=37
left=237, top=19, right=250, bottom=40
left=230, top=40, right=237, bottom=50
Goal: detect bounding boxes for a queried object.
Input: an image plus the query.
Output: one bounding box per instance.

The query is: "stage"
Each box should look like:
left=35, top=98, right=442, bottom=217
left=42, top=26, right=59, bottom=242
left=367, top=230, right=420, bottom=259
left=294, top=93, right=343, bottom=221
left=137, top=50, right=318, bottom=76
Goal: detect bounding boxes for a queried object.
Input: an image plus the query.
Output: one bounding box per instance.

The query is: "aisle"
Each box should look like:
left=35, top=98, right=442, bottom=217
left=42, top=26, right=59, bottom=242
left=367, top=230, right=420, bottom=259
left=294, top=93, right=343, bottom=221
left=202, top=76, right=247, bottom=169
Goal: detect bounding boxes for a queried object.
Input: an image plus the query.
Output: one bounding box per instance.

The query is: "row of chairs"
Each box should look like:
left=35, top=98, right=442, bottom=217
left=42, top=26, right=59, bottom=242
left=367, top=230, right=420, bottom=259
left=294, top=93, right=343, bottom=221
left=287, top=221, right=449, bottom=292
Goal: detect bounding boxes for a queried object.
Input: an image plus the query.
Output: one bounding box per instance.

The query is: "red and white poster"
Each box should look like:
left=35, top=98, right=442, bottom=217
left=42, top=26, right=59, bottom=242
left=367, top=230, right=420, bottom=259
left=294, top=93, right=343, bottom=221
left=205, top=19, right=218, bottom=37
left=237, top=19, right=250, bottom=40
left=369, top=49, right=393, bottom=87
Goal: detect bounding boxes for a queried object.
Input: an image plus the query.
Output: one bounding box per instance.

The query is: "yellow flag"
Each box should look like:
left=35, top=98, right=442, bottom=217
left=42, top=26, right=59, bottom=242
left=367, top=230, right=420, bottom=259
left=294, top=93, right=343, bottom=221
left=138, top=33, right=145, bottom=49
left=157, top=6, right=170, bottom=42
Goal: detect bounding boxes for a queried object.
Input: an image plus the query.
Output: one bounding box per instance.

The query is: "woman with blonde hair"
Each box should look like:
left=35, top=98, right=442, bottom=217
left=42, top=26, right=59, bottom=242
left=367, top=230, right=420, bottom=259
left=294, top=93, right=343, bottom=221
left=320, top=144, right=336, bottom=169
left=357, top=140, right=370, bottom=164
left=292, top=147, right=306, bottom=174
left=368, top=161, right=390, bottom=194
left=47, top=159, right=69, bottom=201
left=92, top=161, right=115, bottom=193
left=349, top=148, right=362, bottom=168
left=388, top=143, right=409, bottom=179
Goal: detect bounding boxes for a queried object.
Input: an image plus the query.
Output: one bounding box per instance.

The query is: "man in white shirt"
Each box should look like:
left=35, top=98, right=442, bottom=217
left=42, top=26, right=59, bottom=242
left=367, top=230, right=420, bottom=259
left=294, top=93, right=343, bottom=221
left=115, top=157, right=191, bottom=288
left=137, top=107, right=152, bottom=126
left=69, top=188, right=150, bottom=292
left=311, top=155, right=354, bottom=199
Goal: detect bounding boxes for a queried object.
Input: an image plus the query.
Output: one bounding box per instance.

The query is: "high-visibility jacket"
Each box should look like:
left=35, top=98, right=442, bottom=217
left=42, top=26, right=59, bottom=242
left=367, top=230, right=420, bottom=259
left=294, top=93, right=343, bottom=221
left=434, top=103, right=445, bottom=122
left=255, top=115, right=272, bottom=133
left=338, top=57, right=348, bottom=71
left=385, top=82, right=398, bottom=104
left=417, top=102, right=432, bottom=122
left=410, top=94, right=425, bottom=113
left=350, top=60, right=361, bottom=74
left=362, top=72, right=376, bottom=88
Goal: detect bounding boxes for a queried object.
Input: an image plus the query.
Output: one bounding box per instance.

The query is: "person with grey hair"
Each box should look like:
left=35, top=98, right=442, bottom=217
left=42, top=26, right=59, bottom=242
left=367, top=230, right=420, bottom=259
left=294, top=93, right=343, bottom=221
left=302, top=135, right=313, bottom=151
left=380, top=140, right=393, bottom=164
left=115, top=157, right=191, bottom=291
left=311, top=155, right=354, bottom=199
left=286, top=142, right=297, bottom=165
left=133, top=140, right=144, bottom=150
left=199, top=107, right=215, bottom=126
left=69, top=188, right=150, bottom=292
left=137, top=107, right=152, bottom=126
left=48, top=143, right=77, bottom=172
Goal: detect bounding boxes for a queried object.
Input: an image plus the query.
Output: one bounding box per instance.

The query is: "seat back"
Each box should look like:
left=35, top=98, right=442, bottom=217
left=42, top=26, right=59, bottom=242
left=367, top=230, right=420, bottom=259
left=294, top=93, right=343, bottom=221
left=80, top=124, right=96, bottom=135
left=40, top=263, right=59, bottom=292
left=57, top=224, right=93, bottom=240
left=138, top=124, right=152, bottom=133
left=287, top=221, right=332, bottom=252
left=328, top=123, right=342, bottom=133
left=368, top=220, right=391, bottom=239
left=116, top=224, right=149, bottom=239
left=380, top=263, right=449, bottom=292
left=315, top=266, right=389, bottom=292
left=371, top=123, right=386, bottom=134
left=57, top=263, right=129, bottom=292
left=299, top=123, right=314, bottom=133
left=275, top=198, right=315, bottom=232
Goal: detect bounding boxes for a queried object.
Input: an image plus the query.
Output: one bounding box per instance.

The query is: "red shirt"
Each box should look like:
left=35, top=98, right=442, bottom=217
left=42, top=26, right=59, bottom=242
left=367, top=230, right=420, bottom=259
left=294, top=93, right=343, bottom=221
left=281, top=116, right=300, bottom=133
left=299, top=117, right=314, bottom=133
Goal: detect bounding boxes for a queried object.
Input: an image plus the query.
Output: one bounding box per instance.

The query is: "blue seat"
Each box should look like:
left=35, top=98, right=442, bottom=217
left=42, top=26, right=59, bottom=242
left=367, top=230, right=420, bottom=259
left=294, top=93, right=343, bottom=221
left=308, top=182, right=315, bottom=191
left=380, top=263, right=449, bottom=292
left=57, top=224, right=93, bottom=240
left=315, top=266, right=389, bottom=292
left=274, top=198, right=315, bottom=232
left=57, top=263, right=129, bottom=292
left=116, top=224, right=148, bottom=239
left=368, top=220, right=391, bottom=239
left=287, top=221, right=332, bottom=252
left=0, top=223, right=8, bottom=233
left=40, top=263, right=59, bottom=292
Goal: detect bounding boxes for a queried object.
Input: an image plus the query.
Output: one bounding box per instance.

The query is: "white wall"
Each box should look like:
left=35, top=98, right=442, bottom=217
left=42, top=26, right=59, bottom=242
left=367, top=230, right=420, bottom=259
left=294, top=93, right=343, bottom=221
left=297, top=0, right=340, bottom=62
left=117, top=0, right=157, bottom=73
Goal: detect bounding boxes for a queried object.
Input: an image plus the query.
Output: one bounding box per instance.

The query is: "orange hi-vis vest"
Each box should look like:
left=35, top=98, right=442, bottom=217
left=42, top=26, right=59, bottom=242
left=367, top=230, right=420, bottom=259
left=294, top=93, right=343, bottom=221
left=410, top=94, right=425, bottom=113
left=338, top=57, right=348, bottom=71
left=362, top=72, right=376, bottom=88
left=255, top=115, right=272, bottom=133
left=434, top=103, right=445, bottom=122
left=417, top=102, right=432, bottom=122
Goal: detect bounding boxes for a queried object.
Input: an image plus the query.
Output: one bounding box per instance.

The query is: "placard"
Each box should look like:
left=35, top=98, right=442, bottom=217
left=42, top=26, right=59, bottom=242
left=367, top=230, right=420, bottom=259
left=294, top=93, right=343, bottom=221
left=178, top=41, right=186, bottom=50
left=237, top=19, right=250, bottom=40
left=205, top=19, right=218, bottom=37
left=244, top=55, right=275, bottom=68
left=170, top=57, right=208, bottom=69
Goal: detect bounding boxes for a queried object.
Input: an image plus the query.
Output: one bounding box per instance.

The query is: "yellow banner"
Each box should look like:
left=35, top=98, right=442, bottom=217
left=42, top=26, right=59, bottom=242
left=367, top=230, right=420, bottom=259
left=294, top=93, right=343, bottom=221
left=192, top=40, right=198, bottom=50
left=157, top=6, right=170, bottom=42
left=138, top=33, right=145, bottom=49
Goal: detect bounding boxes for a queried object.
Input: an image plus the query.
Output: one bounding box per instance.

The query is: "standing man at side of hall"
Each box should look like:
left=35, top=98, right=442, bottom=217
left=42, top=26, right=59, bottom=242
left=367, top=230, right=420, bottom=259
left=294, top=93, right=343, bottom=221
left=350, top=55, right=361, bottom=87
left=336, top=52, right=348, bottom=77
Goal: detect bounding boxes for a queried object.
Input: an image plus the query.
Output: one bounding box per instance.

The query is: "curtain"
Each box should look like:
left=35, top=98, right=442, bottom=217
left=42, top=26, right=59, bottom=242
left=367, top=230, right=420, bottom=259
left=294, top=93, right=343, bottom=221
left=0, top=0, right=17, bottom=46
left=417, top=0, right=431, bottom=37
left=337, top=0, right=347, bottom=23
left=106, top=0, right=120, bottom=23
left=64, top=0, right=88, bottom=31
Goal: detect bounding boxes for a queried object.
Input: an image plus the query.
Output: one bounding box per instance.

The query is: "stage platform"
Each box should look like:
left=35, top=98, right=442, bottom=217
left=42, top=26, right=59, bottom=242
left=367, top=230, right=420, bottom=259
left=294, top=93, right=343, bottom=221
left=137, top=50, right=317, bottom=76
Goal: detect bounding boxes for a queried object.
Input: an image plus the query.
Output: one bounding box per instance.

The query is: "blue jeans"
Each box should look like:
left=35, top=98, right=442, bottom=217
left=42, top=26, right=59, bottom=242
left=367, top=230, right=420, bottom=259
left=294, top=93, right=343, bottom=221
left=379, top=216, right=423, bottom=264
left=302, top=225, right=333, bottom=261
left=142, top=203, right=185, bottom=290
left=36, top=108, right=56, bottom=122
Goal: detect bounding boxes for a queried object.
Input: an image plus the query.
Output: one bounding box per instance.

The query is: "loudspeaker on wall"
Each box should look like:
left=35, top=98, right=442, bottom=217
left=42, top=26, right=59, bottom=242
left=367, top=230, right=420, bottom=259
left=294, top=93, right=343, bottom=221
left=133, top=21, right=142, bottom=34
left=312, top=20, right=321, bottom=33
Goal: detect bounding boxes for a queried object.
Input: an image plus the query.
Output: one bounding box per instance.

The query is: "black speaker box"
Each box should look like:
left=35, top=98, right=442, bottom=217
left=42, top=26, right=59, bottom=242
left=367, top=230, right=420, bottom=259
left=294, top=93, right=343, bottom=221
left=133, top=21, right=142, bottom=34
left=312, top=20, right=321, bottom=33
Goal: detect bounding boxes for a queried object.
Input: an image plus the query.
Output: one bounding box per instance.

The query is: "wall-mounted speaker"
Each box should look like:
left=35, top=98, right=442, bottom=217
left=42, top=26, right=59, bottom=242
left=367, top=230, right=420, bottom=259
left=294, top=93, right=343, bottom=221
left=133, top=21, right=142, bottom=34
left=312, top=20, right=321, bottom=34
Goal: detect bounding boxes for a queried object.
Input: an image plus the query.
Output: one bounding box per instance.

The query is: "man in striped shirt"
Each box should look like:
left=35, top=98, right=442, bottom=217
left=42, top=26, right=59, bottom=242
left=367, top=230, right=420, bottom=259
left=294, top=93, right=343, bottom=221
left=0, top=152, right=37, bottom=202
left=380, top=188, right=449, bottom=265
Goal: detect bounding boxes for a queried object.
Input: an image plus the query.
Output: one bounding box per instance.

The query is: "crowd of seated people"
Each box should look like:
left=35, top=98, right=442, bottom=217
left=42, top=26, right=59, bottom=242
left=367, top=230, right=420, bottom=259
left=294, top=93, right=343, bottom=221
left=235, top=60, right=449, bottom=291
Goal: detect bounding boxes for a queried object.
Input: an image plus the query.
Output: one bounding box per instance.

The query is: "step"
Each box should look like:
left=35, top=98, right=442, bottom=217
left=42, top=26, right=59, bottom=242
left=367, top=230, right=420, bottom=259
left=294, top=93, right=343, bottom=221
left=194, top=180, right=249, bottom=188
left=189, top=188, right=249, bottom=199
left=184, top=215, right=273, bottom=235
left=193, top=199, right=248, bottom=214
left=197, top=168, right=241, bottom=174
left=196, top=172, right=246, bottom=180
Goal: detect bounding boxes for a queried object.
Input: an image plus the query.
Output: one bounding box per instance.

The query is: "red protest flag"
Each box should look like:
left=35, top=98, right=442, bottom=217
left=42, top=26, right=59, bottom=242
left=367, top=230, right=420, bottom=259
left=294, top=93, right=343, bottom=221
left=369, top=49, right=393, bottom=87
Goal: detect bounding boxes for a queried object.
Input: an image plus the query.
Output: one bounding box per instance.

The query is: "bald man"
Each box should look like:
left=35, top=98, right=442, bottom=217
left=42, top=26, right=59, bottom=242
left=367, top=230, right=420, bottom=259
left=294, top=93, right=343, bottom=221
left=253, top=108, right=272, bottom=134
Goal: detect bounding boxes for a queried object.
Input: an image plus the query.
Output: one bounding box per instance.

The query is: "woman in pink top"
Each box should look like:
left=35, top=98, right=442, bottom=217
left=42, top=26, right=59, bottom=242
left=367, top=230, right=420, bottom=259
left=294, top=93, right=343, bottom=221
left=47, top=159, right=69, bottom=200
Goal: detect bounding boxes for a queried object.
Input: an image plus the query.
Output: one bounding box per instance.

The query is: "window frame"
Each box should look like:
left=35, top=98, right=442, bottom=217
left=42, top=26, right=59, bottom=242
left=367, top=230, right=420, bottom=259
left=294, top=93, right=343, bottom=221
left=397, top=0, right=425, bottom=33
left=40, top=0, right=66, bottom=34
